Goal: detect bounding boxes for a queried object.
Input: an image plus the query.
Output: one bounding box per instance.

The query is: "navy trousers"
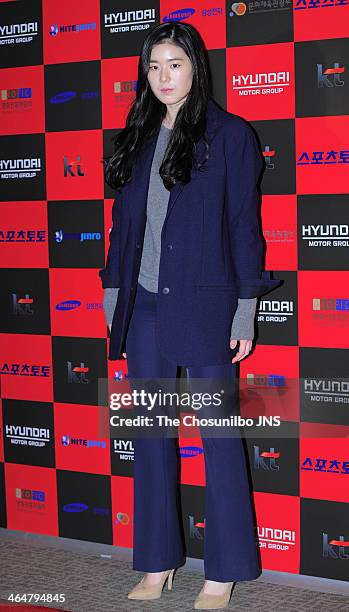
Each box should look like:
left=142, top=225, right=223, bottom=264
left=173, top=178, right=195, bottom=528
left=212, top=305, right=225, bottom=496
left=125, top=281, right=261, bottom=582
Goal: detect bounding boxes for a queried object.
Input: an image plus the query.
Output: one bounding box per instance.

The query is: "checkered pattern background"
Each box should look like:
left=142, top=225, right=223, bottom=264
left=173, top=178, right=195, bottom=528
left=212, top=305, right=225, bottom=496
left=0, top=0, right=348, bottom=583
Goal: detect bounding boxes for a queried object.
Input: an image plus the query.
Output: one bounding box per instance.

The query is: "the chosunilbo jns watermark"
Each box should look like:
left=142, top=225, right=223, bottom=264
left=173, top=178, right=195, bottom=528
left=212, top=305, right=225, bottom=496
left=96, top=375, right=310, bottom=440
left=96, top=375, right=349, bottom=440
left=108, top=386, right=281, bottom=429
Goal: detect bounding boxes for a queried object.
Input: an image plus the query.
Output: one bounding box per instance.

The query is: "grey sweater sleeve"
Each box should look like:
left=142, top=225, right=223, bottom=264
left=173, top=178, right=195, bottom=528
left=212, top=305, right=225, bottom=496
left=103, top=288, right=257, bottom=340
left=103, top=287, right=120, bottom=327
left=230, top=297, right=257, bottom=340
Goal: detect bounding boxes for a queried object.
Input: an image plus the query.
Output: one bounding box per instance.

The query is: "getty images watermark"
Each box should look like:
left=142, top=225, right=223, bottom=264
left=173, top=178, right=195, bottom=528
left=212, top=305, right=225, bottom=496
left=96, top=375, right=295, bottom=440
left=107, top=386, right=280, bottom=429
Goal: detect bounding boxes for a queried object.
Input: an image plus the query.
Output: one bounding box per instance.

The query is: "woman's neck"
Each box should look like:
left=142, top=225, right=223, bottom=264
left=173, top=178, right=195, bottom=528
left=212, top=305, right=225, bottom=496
left=162, top=120, right=173, bottom=130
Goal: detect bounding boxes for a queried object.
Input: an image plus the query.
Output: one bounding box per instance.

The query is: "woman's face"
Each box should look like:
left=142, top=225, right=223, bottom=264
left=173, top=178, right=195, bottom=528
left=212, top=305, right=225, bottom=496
left=147, top=41, right=193, bottom=108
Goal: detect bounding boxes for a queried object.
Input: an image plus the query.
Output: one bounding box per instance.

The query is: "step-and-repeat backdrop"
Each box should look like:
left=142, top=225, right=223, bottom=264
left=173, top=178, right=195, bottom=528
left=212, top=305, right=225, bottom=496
left=0, top=0, right=348, bottom=583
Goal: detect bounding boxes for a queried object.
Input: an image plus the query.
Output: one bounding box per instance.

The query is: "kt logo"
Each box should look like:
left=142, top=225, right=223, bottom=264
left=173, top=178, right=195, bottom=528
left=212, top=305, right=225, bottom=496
left=254, top=446, right=280, bottom=470
left=12, top=293, right=34, bottom=316
left=317, top=63, right=344, bottom=88
left=263, top=145, right=275, bottom=169
left=67, top=361, right=89, bottom=384
left=63, top=155, right=85, bottom=177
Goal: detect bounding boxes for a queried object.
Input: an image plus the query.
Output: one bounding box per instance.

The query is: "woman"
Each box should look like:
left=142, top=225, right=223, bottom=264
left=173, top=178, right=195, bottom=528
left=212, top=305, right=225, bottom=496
left=100, top=21, right=282, bottom=610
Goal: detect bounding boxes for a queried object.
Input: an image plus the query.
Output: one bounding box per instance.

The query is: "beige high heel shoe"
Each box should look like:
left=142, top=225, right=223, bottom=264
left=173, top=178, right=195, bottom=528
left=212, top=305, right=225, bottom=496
left=127, top=568, right=176, bottom=600
left=194, top=581, right=235, bottom=609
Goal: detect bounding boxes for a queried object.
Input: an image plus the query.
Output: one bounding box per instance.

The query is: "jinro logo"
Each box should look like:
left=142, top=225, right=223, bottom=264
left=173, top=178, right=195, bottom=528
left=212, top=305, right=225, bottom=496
left=55, top=230, right=101, bottom=243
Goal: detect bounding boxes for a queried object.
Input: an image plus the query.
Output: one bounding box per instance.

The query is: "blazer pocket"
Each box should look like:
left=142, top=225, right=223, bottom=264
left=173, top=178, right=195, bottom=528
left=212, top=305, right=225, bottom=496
left=196, top=284, right=237, bottom=292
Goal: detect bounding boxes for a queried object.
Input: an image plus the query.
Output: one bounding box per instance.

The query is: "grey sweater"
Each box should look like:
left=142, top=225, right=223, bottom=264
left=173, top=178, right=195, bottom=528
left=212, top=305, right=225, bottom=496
left=103, top=123, right=257, bottom=340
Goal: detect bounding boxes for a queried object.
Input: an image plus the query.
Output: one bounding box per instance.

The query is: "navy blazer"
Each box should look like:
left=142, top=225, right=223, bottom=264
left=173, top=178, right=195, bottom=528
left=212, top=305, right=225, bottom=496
left=99, top=97, right=283, bottom=366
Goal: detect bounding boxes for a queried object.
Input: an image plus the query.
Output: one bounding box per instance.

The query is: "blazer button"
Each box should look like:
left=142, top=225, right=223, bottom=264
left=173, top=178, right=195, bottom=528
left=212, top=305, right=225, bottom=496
left=136, top=243, right=140, bottom=249
left=162, top=287, right=170, bottom=294
left=167, top=244, right=173, bottom=250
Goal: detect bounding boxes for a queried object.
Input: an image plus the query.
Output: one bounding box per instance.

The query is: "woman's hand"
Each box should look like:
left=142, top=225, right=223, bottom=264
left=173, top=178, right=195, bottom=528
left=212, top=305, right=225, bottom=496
left=230, top=338, right=253, bottom=363
left=229, top=298, right=257, bottom=363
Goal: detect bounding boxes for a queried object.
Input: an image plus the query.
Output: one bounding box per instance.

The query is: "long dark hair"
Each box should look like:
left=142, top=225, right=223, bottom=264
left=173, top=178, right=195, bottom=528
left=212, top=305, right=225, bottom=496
left=103, top=22, right=213, bottom=192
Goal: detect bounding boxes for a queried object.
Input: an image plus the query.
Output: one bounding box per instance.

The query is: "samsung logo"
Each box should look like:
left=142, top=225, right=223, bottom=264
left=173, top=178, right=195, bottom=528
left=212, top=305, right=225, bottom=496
left=163, top=8, right=195, bottom=22
left=63, top=503, right=88, bottom=513
left=50, top=91, right=98, bottom=104
left=50, top=92, right=76, bottom=104
left=180, top=446, right=203, bottom=458
left=56, top=300, right=81, bottom=311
